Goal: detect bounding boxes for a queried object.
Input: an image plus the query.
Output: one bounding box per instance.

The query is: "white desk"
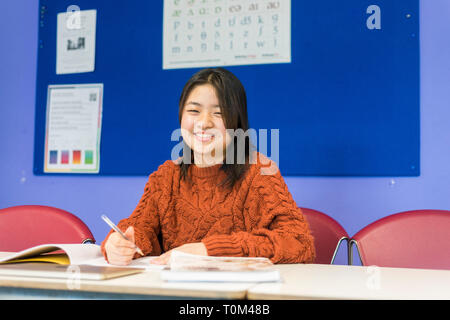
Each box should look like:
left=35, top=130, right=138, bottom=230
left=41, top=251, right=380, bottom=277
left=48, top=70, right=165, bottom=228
left=1, top=250, right=449, bottom=300
left=0, top=270, right=255, bottom=299
left=248, top=264, right=450, bottom=300
left=0, top=252, right=252, bottom=300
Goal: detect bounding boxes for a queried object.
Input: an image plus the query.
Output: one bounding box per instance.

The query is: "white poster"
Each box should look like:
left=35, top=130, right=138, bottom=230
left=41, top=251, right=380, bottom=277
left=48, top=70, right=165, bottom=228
left=44, top=84, right=103, bottom=173
left=163, top=0, right=291, bottom=69
left=56, top=9, right=97, bottom=74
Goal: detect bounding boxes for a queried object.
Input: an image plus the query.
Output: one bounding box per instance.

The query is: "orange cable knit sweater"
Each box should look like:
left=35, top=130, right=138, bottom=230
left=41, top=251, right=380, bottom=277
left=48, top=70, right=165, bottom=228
left=101, top=152, right=315, bottom=264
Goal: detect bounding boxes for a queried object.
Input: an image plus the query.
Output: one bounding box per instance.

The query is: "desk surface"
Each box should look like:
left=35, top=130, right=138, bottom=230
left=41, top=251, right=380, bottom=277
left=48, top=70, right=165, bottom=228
left=0, top=251, right=252, bottom=299
left=1, top=251, right=450, bottom=300
left=248, top=263, right=450, bottom=300
left=0, top=268, right=251, bottom=300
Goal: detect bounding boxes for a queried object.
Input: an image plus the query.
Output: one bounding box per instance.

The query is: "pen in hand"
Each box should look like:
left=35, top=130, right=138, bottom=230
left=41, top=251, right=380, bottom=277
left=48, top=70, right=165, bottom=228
left=101, top=214, right=144, bottom=256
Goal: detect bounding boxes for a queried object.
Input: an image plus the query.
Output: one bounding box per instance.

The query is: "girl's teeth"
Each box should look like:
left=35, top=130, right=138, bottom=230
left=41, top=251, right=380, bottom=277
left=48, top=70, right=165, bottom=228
left=195, top=134, right=213, bottom=138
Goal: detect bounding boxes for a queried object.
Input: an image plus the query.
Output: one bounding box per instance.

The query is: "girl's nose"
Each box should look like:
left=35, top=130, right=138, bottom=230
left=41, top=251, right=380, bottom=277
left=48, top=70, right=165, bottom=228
left=196, top=113, right=214, bottom=129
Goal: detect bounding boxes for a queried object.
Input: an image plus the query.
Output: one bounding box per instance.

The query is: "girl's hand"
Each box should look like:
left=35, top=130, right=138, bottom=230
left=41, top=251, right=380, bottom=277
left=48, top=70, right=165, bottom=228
left=150, top=242, right=207, bottom=265
left=104, top=226, right=137, bottom=266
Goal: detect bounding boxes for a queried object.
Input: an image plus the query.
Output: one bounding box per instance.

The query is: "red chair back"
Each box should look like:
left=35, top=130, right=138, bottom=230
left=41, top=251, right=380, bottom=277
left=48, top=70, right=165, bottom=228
left=301, top=207, right=349, bottom=264
left=350, top=209, right=450, bottom=270
left=0, top=205, right=95, bottom=252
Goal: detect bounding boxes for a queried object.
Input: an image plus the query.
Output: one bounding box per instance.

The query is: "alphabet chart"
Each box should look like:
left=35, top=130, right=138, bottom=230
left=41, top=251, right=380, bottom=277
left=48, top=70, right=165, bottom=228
left=163, top=0, right=291, bottom=69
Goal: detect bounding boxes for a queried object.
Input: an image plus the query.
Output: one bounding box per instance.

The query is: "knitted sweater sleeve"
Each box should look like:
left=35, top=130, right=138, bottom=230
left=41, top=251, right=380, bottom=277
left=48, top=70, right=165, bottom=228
left=100, top=163, right=170, bottom=260
left=202, top=163, right=316, bottom=264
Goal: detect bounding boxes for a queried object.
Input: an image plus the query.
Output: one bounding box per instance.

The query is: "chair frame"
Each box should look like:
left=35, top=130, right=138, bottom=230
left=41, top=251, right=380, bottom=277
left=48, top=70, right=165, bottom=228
left=82, top=238, right=96, bottom=244
left=300, top=207, right=349, bottom=265
left=330, top=236, right=349, bottom=265
left=347, top=239, right=362, bottom=266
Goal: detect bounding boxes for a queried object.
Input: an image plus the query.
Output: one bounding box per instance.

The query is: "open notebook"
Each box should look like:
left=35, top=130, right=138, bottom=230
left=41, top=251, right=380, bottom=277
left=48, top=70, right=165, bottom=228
left=0, top=244, right=164, bottom=280
left=0, top=244, right=102, bottom=265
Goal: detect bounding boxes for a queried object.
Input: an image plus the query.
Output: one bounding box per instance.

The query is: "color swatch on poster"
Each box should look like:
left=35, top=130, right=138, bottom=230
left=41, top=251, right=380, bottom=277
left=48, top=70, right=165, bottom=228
left=49, top=151, right=58, bottom=164
left=73, top=150, right=81, bottom=164
left=85, top=150, right=93, bottom=164
left=61, top=150, right=69, bottom=164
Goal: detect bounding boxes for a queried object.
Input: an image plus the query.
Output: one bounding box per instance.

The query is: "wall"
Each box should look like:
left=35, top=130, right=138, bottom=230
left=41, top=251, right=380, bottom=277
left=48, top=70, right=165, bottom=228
left=0, top=0, right=449, bottom=265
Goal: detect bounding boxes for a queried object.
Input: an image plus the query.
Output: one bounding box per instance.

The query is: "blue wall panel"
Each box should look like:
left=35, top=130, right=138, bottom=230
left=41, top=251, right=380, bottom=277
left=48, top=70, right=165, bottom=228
left=34, top=0, right=420, bottom=176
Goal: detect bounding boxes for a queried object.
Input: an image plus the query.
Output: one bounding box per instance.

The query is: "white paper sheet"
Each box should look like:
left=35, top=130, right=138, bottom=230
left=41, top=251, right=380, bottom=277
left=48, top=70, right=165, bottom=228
left=57, top=9, right=97, bottom=74
left=163, top=0, right=291, bottom=69
left=84, top=256, right=167, bottom=271
left=44, top=84, right=103, bottom=173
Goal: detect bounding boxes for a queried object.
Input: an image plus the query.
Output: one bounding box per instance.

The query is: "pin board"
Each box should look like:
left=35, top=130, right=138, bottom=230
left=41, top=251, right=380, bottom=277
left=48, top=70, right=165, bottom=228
left=34, top=0, right=420, bottom=176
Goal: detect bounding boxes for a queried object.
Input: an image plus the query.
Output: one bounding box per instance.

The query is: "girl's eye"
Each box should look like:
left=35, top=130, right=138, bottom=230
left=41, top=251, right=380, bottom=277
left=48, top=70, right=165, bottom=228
left=187, top=110, right=199, bottom=113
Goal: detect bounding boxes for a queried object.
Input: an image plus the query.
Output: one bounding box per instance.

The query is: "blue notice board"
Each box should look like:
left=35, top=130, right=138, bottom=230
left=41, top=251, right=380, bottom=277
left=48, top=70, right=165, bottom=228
left=34, top=0, right=420, bottom=176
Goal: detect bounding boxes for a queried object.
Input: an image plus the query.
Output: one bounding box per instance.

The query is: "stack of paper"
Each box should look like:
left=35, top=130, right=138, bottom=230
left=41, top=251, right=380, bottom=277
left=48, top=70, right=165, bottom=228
left=161, top=251, right=281, bottom=283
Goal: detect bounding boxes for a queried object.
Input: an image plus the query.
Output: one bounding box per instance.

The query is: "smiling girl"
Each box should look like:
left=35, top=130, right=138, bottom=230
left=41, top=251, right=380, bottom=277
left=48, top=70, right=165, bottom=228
left=102, top=68, right=315, bottom=265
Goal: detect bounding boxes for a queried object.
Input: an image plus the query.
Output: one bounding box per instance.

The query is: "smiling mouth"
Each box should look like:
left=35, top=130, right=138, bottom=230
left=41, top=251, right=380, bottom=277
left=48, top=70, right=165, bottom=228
left=194, top=132, right=215, bottom=142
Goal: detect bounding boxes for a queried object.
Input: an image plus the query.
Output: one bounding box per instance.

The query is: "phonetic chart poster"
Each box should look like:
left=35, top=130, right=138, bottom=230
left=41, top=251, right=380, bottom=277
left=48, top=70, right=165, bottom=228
left=163, top=0, right=291, bottom=69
